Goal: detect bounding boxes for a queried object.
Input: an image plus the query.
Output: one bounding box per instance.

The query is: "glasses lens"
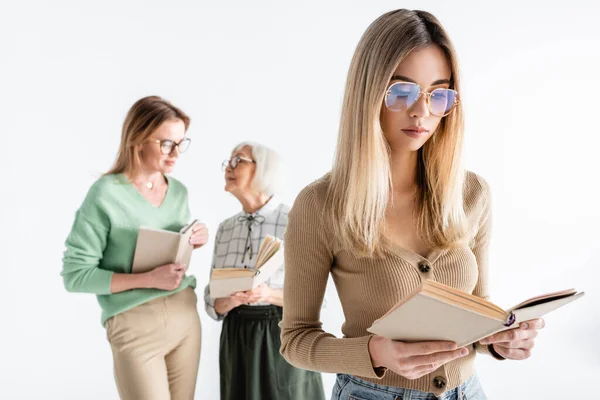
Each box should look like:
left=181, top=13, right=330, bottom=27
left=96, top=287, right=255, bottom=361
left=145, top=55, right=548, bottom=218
left=429, top=89, right=458, bottom=116
left=230, top=157, right=239, bottom=169
left=178, top=138, right=191, bottom=153
left=385, top=82, right=421, bottom=112
left=160, top=140, right=174, bottom=155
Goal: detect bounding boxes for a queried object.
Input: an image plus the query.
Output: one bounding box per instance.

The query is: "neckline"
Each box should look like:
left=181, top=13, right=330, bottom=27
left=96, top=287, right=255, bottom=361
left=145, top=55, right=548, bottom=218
left=241, top=195, right=279, bottom=217
left=379, top=235, right=444, bottom=265
left=119, top=173, right=172, bottom=209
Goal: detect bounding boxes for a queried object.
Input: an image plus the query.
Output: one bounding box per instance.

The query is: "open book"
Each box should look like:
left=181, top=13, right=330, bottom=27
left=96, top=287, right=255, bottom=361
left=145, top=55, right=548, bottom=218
left=209, top=235, right=284, bottom=298
left=131, top=219, right=199, bottom=273
left=367, top=280, right=584, bottom=347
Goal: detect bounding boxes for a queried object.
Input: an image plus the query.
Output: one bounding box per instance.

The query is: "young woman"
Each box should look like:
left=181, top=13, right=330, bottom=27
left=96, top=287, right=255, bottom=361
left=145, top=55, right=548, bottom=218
left=204, top=142, right=324, bottom=400
left=280, top=10, right=544, bottom=400
left=62, top=96, right=208, bottom=400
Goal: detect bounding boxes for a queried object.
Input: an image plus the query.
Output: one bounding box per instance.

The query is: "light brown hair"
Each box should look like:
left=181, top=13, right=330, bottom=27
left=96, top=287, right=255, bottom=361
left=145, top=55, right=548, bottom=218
left=106, top=96, right=190, bottom=177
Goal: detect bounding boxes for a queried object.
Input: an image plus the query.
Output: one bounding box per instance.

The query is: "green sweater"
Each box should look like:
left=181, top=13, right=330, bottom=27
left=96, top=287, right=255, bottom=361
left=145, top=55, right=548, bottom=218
left=61, top=173, right=197, bottom=326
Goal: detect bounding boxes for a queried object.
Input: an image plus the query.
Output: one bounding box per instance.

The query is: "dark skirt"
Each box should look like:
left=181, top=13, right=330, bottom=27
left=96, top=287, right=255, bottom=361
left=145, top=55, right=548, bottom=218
left=219, top=305, right=325, bottom=400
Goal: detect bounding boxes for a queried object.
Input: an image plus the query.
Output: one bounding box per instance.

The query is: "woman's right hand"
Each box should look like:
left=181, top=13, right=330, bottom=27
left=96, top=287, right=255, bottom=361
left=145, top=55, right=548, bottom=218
left=214, top=292, right=250, bottom=315
left=144, top=263, right=186, bottom=291
left=368, top=335, right=469, bottom=380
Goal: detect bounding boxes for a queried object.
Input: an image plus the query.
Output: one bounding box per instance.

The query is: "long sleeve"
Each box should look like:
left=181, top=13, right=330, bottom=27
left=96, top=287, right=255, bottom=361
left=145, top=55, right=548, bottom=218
left=61, top=205, right=114, bottom=295
left=468, top=177, right=504, bottom=359
left=204, top=223, right=224, bottom=321
left=60, top=174, right=196, bottom=326
left=279, top=184, right=384, bottom=379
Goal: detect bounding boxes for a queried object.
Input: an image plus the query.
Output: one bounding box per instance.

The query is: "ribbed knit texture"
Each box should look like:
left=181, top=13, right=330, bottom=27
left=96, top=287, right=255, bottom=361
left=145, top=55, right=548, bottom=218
left=280, top=171, right=498, bottom=396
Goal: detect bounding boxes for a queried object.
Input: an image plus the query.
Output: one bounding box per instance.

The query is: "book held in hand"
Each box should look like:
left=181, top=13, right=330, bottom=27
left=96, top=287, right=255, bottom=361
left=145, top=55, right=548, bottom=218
left=209, top=235, right=284, bottom=299
left=131, top=219, right=199, bottom=273
left=367, top=279, right=584, bottom=347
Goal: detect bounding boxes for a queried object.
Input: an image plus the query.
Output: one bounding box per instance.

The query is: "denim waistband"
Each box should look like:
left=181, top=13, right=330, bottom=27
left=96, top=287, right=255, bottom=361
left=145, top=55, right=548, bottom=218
left=335, top=373, right=483, bottom=400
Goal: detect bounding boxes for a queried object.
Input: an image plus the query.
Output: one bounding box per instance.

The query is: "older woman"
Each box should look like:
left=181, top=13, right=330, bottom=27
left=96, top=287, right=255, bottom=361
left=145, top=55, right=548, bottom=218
left=204, top=142, right=324, bottom=400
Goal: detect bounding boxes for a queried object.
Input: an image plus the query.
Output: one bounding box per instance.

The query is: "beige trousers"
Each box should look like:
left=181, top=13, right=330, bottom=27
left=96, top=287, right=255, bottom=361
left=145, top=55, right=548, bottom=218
left=105, top=288, right=202, bottom=400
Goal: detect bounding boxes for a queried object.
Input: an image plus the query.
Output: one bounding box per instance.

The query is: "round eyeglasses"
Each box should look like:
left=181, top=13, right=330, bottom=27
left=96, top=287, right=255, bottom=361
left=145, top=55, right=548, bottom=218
left=221, top=155, right=256, bottom=171
left=150, top=137, right=191, bottom=155
left=384, top=81, right=459, bottom=117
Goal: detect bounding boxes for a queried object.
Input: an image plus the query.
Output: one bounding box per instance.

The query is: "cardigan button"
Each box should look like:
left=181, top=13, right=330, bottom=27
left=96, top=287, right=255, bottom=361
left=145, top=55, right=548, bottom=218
left=433, top=376, right=446, bottom=389
left=418, top=262, right=431, bottom=273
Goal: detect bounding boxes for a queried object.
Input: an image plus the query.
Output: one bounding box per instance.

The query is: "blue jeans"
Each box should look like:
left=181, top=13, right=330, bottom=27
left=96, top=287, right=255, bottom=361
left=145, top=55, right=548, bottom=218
left=332, top=373, right=487, bottom=400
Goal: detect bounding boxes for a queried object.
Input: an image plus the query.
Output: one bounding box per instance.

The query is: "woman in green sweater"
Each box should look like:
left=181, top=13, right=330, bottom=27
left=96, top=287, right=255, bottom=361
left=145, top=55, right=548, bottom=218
left=61, top=96, right=208, bottom=400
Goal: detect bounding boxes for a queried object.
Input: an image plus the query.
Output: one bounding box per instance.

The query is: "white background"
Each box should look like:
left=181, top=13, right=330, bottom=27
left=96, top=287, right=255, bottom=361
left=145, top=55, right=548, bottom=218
left=1, top=1, right=599, bottom=399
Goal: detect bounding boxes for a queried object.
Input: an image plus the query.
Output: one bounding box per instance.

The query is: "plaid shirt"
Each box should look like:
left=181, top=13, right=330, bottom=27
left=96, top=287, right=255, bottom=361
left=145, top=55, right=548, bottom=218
left=204, top=196, right=289, bottom=320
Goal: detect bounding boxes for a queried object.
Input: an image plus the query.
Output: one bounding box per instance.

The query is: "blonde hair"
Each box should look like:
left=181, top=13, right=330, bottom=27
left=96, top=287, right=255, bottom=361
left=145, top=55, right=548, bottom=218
left=106, top=96, right=190, bottom=177
left=326, top=9, right=467, bottom=256
left=232, top=141, right=284, bottom=196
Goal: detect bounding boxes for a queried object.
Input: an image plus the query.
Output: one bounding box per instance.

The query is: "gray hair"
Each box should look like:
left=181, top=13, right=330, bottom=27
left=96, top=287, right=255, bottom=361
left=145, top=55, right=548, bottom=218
left=232, top=141, right=284, bottom=196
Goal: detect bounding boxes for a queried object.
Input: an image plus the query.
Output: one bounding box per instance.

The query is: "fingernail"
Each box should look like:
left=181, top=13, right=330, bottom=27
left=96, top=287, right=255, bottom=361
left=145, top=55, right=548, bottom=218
left=460, top=349, right=468, bottom=356
left=521, top=323, right=529, bottom=329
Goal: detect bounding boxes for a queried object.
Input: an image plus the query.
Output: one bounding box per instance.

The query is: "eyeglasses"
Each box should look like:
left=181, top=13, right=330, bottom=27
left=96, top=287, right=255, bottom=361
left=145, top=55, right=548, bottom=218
left=222, top=156, right=256, bottom=171
left=384, top=81, right=460, bottom=117
left=150, top=137, right=191, bottom=155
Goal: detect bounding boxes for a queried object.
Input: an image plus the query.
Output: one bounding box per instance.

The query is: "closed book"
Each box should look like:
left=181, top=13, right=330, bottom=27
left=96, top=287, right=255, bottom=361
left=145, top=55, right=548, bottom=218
left=131, top=219, right=199, bottom=273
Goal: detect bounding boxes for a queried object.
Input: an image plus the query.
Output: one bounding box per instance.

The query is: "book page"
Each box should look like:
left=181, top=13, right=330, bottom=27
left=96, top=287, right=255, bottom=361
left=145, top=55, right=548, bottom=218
left=424, top=280, right=506, bottom=316
left=211, top=268, right=257, bottom=280
left=175, top=226, right=195, bottom=271
left=255, top=236, right=282, bottom=269
left=179, top=219, right=200, bottom=235
left=423, top=288, right=506, bottom=320
left=508, top=288, right=578, bottom=312
left=372, top=280, right=507, bottom=326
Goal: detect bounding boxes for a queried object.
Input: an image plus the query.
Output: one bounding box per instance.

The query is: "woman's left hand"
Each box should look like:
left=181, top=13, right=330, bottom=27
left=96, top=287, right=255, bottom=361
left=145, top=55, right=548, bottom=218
left=479, top=318, right=545, bottom=360
left=189, top=223, right=209, bottom=249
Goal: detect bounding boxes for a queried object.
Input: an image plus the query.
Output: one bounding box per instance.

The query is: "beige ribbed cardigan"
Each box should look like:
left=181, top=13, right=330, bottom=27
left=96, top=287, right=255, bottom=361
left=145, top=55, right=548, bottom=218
left=280, top=171, right=501, bottom=397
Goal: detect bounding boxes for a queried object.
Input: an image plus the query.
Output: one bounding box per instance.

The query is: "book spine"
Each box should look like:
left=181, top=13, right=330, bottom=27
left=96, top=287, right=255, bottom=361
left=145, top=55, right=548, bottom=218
left=175, top=236, right=187, bottom=264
